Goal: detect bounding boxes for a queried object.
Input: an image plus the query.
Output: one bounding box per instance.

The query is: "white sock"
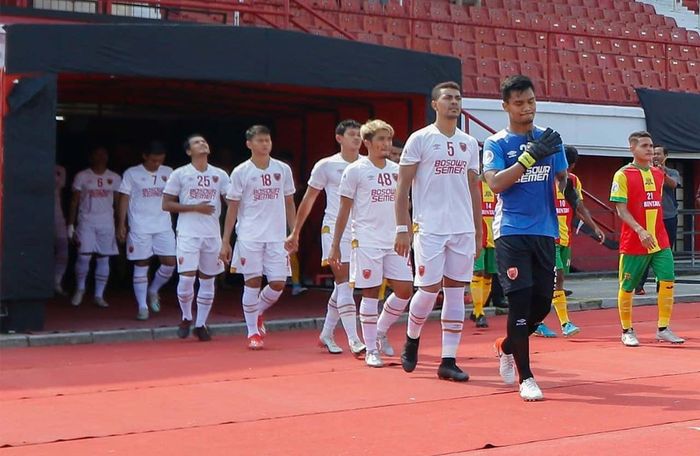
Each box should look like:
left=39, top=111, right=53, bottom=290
left=74, top=254, right=91, bottom=291
left=148, top=264, right=175, bottom=294
left=94, top=257, right=110, bottom=298
left=336, top=282, right=360, bottom=343
left=242, top=286, right=260, bottom=337
left=258, top=285, right=283, bottom=314
left=320, top=284, right=340, bottom=339
left=177, top=275, right=196, bottom=321
left=133, top=265, right=149, bottom=311
left=195, top=277, right=215, bottom=327
left=406, top=289, right=438, bottom=339
left=441, top=287, right=465, bottom=358
left=55, top=236, right=69, bottom=286
left=377, top=293, right=410, bottom=335
left=360, top=297, right=379, bottom=352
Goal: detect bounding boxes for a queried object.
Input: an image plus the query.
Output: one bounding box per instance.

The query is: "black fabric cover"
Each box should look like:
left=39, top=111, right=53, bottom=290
left=636, top=88, right=700, bottom=153
left=1, top=76, right=56, bottom=301
left=4, top=24, right=462, bottom=94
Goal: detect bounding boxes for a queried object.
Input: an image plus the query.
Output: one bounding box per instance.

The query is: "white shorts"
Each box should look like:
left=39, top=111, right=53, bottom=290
left=231, top=240, right=290, bottom=282
left=350, top=246, right=413, bottom=289
left=176, top=235, right=224, bottom=276
left=127, top=230, right=176, bottom=261
left=413, top=232, right=475, bottom=286
left=76, top=224, right=118, bottom=256
left=321, top=225, right=352, bottom=266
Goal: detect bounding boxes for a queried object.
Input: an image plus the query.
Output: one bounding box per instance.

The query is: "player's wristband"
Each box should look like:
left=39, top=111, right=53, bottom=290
left=395, top=225, right=409, bottom=234
left=517, top=151, right=536, bottom=169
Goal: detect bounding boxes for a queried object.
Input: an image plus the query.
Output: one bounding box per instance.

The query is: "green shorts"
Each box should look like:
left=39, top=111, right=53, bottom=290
left=474, top=247, right=497, bottom=274
left=555, top=245, right=571, bottom=273
left=619, top=248, right=675, bottom=292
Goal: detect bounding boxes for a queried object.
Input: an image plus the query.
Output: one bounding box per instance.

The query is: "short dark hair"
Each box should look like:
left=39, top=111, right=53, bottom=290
left=335, top=119, right=361, bottom=136
left=628, top=131, right=652, bottom=145
left=245, top=125, right=271, bottom=140
left=564, top=145, right=579, bottom=167
left=146, top=141, right=167, bottom=156
left=183, top=134, right=205, bottom=152
left=431, top=81, right=461, bottom=101
left=654, top=144, right=668, bottom=156
left=392, top=138, right=405, bottom=148
left=501, top=75, right=535, bottom=102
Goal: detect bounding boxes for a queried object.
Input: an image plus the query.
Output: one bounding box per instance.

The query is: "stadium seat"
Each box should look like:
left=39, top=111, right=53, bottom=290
left=623, top=70, right=642, bottom=87
left=448, top=5, right=470, bottom=23
left=453, top=41, right=476, bottom=59
left=602, top=10, right=620, bottom=23
left=475, top=27, right=497, bottom=44
left=557, top=50, right=580, bottom=66
left=357, top=32, right=380, bottom=45
left=455, top=24, right=476, bottom=43
left=476, top=76, right=500, bottom=94
left=535, top=2, right=555, bottom=15
left=384, top=2, right=406, bottom=17
left=585, top=7, right=604, bottom=21
left=687, top=60, right=699, bottom=74
left=518, top=47, right=546, bottom=65
left=382, top=35, right=407, bottom=49
left=496, top=45, right=518, bottom=61
left=386, top=19, right=409, bottom=36
left=668, top=45, right=696, bottom=61
left=548, top=81, right=567, bottom=99
left=484, top=0, right=505, bottom=8
left=619, top=11, right=635, bottom=24
left=412, top=37, right=430, bottom=53
left=495, top=29, right=517, bottom=46
left=583, top=67, right=604, bottom=84
left=632, top=57, right=652, bottom=72
left=476, top=43, right=497, bottom=60
left=362, top=1, right=383, bottom=15
left=555, top=34, right=576, bottom=51
left=550, top=65, right=566, bottom=82
left=462, top=75, right=477, bottom=94
left=610, top=39, right=630, bottom=56
left=650, top=58, right=666, bottom=74
left=521, top=62, right=544, bottom=79
left=566, top=83, right=587, bottom=100
left=428, top=4, right=450, bottom=20
left=478, top=59, right=500, bottom=76
left=462, top=57, right=478, bottom=76
left=687, top=31, right=699, bottom=45
left=608, top=86, right=630, bottom=103
left=498, top=60, right=521, bottom=77
left=563, top=66, right=585, bottom=83
left=592, top=38, right=612, bottom=54
left=431, top=22, right=454, bottom=38
left=429, top=39, right=453, bottom=56
left=554, top=4, right=573, bottom=17
left=644, top=43, right=665, bottom=58
left=362, top=16, right=384, bottom=34
left=641, top=71, right=664, bottom=89
left=507, top=10, right=531, bottom=27
left=574, top=36, right=593, bottom=52
left=413, top=21, right=432, bottom=38
left=578, top=52, right=597, bottom=68
left=469, top=7, right=492, bottom=26
left=614, top=56, right=634, bottom=71
left=587, top=83, right=608, bottom=100
left=515, top=30, right=539, bottom=48
left=628, top=42, right=643, bottom=57
left=669, top=59, right=689, bottom=74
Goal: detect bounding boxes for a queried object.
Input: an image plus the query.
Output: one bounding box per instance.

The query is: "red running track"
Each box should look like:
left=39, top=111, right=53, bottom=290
left=1, top=304, right=699, bottom=455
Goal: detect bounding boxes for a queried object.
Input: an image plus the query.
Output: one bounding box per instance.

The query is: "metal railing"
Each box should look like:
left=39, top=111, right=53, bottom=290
left=676, top=208, right=699, bottom=268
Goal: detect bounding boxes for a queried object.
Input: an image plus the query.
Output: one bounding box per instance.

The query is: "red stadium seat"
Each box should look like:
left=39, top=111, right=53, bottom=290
left=384, top=2, right=406, bottom=16
left=455, top=24, right=476, bottom=43
left=478, top=58, right=500, bottom=76
left=670, top=29, right=688, bottom=44
left=619, top=11, right=635, bottom=24
left=555, top=34, right=576, bottom=51
left=574, top=36, right=593, bottom=52
left=453, top=41, right=476, bottom=59
left=579, top=52, right=599, bottom=68
left=608, top=86, right=630, bottom=103
left=428, top=3, right=450, bottom=20
left=516, top=30, right=540, bottom=48
left=687, top=60, right=699, bottom=74
left=462, top=57, right=478, bottom=76
left=647, top=15, right=665, bottom=27
left=644, top=43, right=665, bottom=58
left=496, top=45, right=518, bottom=61
left=610, top=39, right=630, bottom=56
left=476, top=43, right=498, bottom=60
left=413, top=21, right=432, bottom=38
left=469, top=7, right=492, bottom=26
left=484, top=0, right=505, bottom=8
left=449, top=4, right=470, bottom=22
left=669, top=59, right=689, bottom=74
left=429, top=39, right=452, bottom=56
left=340, top=0, right=362, bottom=12
left=557, top=50, right=580, bottom=66
left=641, top=71, right=664, bottom=89
left=668, top=45, right=696, bottom=61
left=584, top=67, right=604, bottom=84
left=550, top=65, right=566, bottom=82
left=382, top=35, right=407, bottom=48
left=357, top=32, right=380, bottom=45
left=632, top=57, right=652, bottom=72
left=362, top=16, right=384, bottom=34
left=412, top=37, right=430, bottom=53
left=603, top=69, right=622, bottom=85
left=498, top=60, right=521, bottom=77
left=507, top=10, right=531, bottom=28
left=495, top=29, right=517, bottom=46
left=592, top=38, right=613, bottom=54
left=339, top=14, right=362, bottom=32
left=650, top=58, right=666, bottom=74
left=602, top=10, right=620, bottom=23
left=518, top=47, right=546, bottom=65
left=667, top=73, right=679, bottom=89
left=614, top=56, right=634, bottom=71
left=623, top=70, right=642, bottom=87
left=554, top=4, right=573, bottom=17
left=475, top=27, right=497, bottom=44
left=431, top=22, right=454, bottom=38
left=564, top=66, right=585, bottom=83
left=628, top=42, right=644, bottom=57
left=476, top=76, right=500, bottom=94
left=521, top=62, right=544, bottom=80
left=687, top=31, right=700, bottom=45
left=386, top=19, right=409, bottom=36
left=462, top=75, right=477, bottom=94
left=585, top=7, right=604, bottom=21
left=628, top=2, right=645, bottom=13
left=548, top=81, right=567, bottom=99
left=536, top=3, right=555, bottom=15
left=587, top=83, right=608, bottom=100
left=566, top=83, right=587, bottom=100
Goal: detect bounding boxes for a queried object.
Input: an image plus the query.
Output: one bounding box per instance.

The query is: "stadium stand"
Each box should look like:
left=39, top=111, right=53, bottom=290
left=3, top=0, right=699, bottom=104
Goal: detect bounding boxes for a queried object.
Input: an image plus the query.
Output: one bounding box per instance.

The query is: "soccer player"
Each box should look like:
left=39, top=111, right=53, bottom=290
left=634, top=145, right=681, bottom=295
left=163, top=134, right=230, bottom=341
left=285, top=120, right=366, bottom=356
left=610, top=131, right=684, bottom=346
left=395, top=81, right=481, bottom=382
left=328, top=120, right=413, bottom=368
left=469, top=177, right=497, bottom=328
left=68, top=146, right=121, bottom=307
left=482, top=75, right=566, bottom=401
left=220, top=125, right=297, bottom=350
left=117, top=142, right=176, bottom=321
left=537, top=145, right=605, bottom=337
left=54, top=165, right=69, bottom=296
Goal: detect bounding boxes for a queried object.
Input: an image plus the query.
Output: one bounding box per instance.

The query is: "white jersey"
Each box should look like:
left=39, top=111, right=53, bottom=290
left=226, top=158, right=295, bottom=242
left=339, top=157, right=399, bottom=250
left=72, top=168, right=121, bottom=227
left=55, top=165, right=66, bottom=224
left=163, top=163, right=229, bottom=238
left=119, top=164, right=174, bottom=234
left=400, top=124, right=479, bottom=235
left=308, top=153, right=355, bottom=236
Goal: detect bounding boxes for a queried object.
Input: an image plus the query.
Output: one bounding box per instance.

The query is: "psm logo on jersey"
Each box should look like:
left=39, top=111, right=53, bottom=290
left=362, top=269, right=371, bottom=279
left=178, top=256, right=184, bottom=265
left=274, top=173, right=281, bottom=181
left=507, top=267, right=518, bottom=280
left=459, top=142, right=467, bottom=152
left=161, top=175, right=168, bottom=182
left=128, top=246, right=134, bottom=253
left=212, top=175, right=219, bottom=183
left=107, top=179, right=113, bottom=185
left=392, top=173, right=399, bottom=181
left=241, top=257, right=246, bottom=266
left=418, top=265, right=425, bottom=277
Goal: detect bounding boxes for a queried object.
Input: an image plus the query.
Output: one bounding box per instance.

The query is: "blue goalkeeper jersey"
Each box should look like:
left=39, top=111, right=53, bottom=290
left=482, top=126, right=568, bottom=239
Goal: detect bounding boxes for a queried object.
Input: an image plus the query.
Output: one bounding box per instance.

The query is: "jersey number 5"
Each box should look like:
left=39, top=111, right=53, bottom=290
left=447, top=142, right=455, bottom=156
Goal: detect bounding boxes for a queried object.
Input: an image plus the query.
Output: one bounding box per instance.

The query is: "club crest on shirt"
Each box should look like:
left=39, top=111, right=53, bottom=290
left=128, top=246, right=134, bottom=253
left=362, top=269, right=371, bottom=279
left=392, top=173, right=399, bottom=181
left=161, top=175, right=168, bottom=182
left=107, top=178, right=113, bottom=185
left=178, top=256, right=185, bottom=265
left=507, top=267, right=519, bottom=280
left=212, top=175, right=219, bottom=183
left=459, top=142, right=467, bottom=152
left=418, top=265, right=425, bottom=277
left=483, top=150, right=495, bottom=165
left=240, top=257, right=246, bottom=266
left=274, top=173, right=281, bottom=181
